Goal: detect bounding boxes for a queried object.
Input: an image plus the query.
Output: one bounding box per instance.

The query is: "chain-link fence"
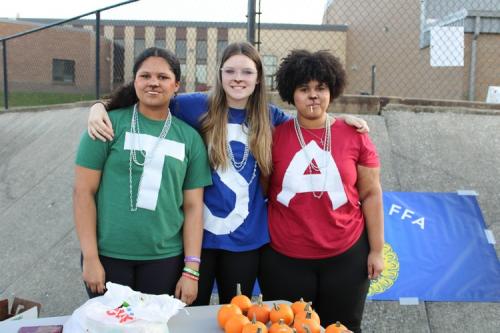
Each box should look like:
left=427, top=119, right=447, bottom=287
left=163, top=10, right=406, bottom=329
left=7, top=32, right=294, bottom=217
left=320, top=0, right=500, bottom=102
left=1, top=0, right=499, bottom=109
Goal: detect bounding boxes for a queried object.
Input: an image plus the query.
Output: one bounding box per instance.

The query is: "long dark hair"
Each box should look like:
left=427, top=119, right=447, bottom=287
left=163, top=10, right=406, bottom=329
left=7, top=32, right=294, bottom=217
left=106, top=47, right=181, bottom=111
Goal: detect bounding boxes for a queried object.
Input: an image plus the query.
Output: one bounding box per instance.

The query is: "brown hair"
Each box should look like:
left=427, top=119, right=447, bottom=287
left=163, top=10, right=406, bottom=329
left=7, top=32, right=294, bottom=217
left=200, top=42, right=273, bottom=177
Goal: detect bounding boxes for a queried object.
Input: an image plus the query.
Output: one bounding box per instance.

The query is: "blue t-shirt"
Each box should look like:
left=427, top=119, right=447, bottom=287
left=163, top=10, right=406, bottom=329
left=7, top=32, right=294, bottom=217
left=170, top=92, right=290, bottom=251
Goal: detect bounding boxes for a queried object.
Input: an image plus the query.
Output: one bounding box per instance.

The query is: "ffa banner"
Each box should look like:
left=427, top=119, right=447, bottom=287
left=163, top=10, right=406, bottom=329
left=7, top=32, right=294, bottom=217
left=368, top=192, right=500, bottom=302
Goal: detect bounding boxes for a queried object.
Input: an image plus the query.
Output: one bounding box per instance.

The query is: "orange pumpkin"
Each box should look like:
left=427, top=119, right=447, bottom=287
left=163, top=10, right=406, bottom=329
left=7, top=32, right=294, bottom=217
left=324, top=321, right=349, bottom=333
left=291, top=298, right=308, bottom=315
left=230, top=283, right=252, bottom=314
left=294, top=305, right=320, bottom=326
left=293, top=311, right=321, bottom=333
left=298, top=323, right=321, bottom=333
left=269, top=318, right=294, bottom=333
left=242, top=314, right=268, bottom=333
left=269, top=303, right=294, bottom=325
left=218, top=303, right=243, bottom=328
left=225, top=313, right=251, bottom=333
left=247, top=294, right=271, bottom=324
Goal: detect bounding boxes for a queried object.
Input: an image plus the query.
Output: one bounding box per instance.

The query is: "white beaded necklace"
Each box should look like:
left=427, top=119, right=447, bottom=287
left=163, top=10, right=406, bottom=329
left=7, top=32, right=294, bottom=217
left=129, top=104, right=172, bottom=211
left=226, top=125, right=258, bottom=185
left=293, top=115, right=332, bottom=199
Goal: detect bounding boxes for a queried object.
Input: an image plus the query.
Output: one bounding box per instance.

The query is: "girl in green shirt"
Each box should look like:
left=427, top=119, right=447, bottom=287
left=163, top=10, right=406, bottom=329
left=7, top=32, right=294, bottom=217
left=73, top=47, right=212, bottom=305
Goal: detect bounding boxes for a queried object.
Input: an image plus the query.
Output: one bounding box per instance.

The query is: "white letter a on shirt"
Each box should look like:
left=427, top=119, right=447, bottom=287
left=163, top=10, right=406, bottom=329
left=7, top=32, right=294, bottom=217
left=277, top=141, right=348, bottom=209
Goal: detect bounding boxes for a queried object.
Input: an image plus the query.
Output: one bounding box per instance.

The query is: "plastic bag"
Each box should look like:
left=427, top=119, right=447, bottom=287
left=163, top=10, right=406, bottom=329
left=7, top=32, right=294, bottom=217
left=63, top=282, right=185, bottom=333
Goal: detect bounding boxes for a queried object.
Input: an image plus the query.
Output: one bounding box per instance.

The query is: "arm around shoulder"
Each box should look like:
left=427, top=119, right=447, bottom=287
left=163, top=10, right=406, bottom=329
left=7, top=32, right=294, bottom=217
left=88, top=102, right=114, bottom=142
left=269, top=103, right=293, bottom=126
left=337, top=114, right=370, bottom=133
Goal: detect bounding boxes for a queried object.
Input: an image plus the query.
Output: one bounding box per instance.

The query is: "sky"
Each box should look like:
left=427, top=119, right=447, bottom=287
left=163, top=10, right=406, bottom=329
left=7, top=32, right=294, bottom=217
left=0, top=0, right=328, bottom=25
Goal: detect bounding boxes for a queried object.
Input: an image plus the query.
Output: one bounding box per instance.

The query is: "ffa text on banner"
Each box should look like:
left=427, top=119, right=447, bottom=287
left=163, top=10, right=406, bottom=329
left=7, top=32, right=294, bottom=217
left=368, top=192, right=500, bottom=302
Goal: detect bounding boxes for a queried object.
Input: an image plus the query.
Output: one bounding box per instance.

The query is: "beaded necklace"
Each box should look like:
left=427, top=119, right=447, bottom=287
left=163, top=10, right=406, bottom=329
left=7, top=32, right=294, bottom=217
left=293, top=115, right=332, bottom=198
left=226, top=123, right=258, bottom=185
left=129, top=104, right=172, bottom=211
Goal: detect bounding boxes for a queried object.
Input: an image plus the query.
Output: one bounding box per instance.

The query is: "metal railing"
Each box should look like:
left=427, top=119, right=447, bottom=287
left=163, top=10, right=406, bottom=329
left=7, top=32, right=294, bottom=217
left=0, top=0, right=138, bottom=109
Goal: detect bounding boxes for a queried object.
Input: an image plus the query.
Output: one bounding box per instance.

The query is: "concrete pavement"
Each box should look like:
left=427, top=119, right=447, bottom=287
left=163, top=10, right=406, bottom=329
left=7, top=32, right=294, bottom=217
left=0, top=103, right=499, bottom=332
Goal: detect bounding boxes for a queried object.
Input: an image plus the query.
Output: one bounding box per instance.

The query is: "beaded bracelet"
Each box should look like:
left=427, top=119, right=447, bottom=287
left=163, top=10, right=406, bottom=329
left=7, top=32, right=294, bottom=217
left=182, top=272, right=199, bottom=281
left=184, top=256, right=201, bottom=264
left=183, top=266, right=200, bottom=277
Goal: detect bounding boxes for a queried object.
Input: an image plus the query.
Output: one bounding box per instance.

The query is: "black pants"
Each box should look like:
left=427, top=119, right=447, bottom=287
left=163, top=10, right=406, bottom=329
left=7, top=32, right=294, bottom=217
left=82, top=254, right=183, bottom=299
left=259, top=232, right=370, bottom=333
left=192, top=248, right=260, bottom=305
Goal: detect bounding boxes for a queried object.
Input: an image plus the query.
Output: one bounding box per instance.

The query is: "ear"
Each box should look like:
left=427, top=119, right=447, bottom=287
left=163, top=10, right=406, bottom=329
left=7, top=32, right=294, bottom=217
left=174, top=81, right=180, bottom=93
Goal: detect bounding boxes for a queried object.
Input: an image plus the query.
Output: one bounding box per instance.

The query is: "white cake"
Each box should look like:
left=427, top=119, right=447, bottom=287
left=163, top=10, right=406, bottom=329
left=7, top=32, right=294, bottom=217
left=84, top=302, right=169, bottom=333
left=63, top=283, right=183, bottom=333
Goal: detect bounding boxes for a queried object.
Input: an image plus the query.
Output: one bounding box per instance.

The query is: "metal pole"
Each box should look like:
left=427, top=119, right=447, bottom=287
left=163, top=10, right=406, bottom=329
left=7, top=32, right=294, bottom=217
left=371, top=64, right=376, bottom=95
left=2, top=40, right=8, bottom=110
left=256, top=0, right=261, bottom=51
left=247, top=0, right=256, bottom=45
left=468, top=15, right=480, bottom=101
left=95, top=11, right=101, bottom=99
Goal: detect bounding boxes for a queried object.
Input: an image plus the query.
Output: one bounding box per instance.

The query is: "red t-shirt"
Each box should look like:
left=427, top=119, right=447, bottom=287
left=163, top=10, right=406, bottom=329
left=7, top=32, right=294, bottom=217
left=268, top=118, right=380, bottom=259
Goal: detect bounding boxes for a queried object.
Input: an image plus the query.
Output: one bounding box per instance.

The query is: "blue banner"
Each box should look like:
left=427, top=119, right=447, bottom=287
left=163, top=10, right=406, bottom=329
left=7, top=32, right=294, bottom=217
left=368, top=192, right=500, bottom=302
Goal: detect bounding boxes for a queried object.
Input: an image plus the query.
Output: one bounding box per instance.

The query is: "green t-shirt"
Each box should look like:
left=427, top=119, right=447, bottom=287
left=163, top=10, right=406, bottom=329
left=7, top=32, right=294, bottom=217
left=76, top=105, right=212, bottom=260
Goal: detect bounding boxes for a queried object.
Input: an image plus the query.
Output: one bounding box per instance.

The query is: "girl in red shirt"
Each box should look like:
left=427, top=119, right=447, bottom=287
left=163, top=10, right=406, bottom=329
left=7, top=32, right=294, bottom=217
left=260, top=50, right=384, bottom=333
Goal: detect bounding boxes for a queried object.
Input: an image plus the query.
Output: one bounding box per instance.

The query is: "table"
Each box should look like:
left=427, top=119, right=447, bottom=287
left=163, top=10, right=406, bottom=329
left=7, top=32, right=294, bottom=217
left=0, top=301, right=293, bottom=333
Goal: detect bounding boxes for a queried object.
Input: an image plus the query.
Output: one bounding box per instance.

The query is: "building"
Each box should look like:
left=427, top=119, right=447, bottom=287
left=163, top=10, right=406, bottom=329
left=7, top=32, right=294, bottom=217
left=1, top=18, right=347, bottom=95
left=0, top=19, right=112, bottom=94
left=2, top=0, right=498, bottom=102
left=323, top=0, right=500, bottom=101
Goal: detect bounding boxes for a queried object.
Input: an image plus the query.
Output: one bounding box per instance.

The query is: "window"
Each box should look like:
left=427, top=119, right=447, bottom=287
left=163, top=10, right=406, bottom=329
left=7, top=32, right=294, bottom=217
left=217, top=40, right=228, bottom=63
left=179, top=63, right=187, bottom=93
left=195, top=64, right=208, bottom=91
left=155, top=39, right=166, bottom=49
left=196, top=40, right=207, bottom=61
left=52, top=59, right=75, bottom=83
left=175, top=39, right=187, bottom=62
left=113, top=39, right=125, bottom=84
left=195, top=40, right=208, bottom=91
left=263, top=55, right=278, bottom=89
left=176, top=39, right=188, bottom=92
left=134, top=39, right=145, bottom=59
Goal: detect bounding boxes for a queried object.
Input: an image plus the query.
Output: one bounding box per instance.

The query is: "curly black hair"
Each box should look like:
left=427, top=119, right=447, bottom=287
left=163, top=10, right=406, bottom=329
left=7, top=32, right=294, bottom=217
left=275, top=49, right=346, bottom=105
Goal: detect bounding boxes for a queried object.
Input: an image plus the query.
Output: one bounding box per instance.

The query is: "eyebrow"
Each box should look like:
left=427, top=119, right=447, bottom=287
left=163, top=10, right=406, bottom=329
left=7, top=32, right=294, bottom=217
left=223, top=67, right=256, bottom=70
left=138, top=70, right=171, bottom=75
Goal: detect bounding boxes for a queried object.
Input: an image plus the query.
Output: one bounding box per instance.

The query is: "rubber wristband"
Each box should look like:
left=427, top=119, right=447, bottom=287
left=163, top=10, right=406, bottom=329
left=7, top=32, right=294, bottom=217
left=182, top=272, right=199, bottom=281
left=183, top=267, right=200, bottom=277
left=184, top=256, right=201, bottom=264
